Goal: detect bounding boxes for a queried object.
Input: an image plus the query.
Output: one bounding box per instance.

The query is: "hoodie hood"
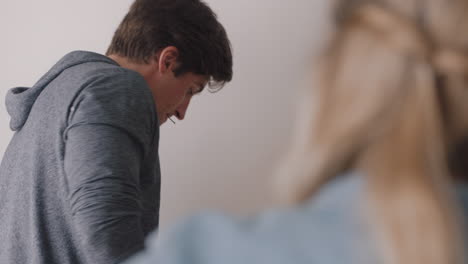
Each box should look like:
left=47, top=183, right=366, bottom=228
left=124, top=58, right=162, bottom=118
left=6, top=51, right=119, bottom=131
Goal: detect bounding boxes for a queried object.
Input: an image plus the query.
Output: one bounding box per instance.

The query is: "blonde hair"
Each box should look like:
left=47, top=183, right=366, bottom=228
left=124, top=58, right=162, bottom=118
left=278, top=1, right=468, bottom=264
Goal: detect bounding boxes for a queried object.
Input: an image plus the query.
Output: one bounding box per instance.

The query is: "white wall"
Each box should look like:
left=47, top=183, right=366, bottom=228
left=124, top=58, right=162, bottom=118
left=0, top=0, right=328, bottom=230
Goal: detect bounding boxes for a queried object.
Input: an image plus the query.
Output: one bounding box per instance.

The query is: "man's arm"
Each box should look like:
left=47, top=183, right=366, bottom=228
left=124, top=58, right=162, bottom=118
left=64, top=69, right=156, bottom=263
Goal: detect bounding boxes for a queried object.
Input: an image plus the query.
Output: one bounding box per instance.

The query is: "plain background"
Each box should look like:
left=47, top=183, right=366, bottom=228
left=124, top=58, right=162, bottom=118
left=0, top=0, right=329, bottom=230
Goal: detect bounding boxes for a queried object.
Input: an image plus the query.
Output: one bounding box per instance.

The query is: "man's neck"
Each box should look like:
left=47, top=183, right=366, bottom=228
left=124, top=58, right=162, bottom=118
left=107, top=54, right=154, bottom=79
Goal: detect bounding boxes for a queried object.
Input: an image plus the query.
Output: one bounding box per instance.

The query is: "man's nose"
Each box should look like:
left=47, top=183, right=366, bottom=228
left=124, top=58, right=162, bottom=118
left=175, top=97, right=191, bottom=120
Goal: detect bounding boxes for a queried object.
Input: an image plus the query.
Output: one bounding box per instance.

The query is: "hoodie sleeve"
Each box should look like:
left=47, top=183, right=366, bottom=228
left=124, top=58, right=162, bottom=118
left=63, top=68, right=157, bottom=264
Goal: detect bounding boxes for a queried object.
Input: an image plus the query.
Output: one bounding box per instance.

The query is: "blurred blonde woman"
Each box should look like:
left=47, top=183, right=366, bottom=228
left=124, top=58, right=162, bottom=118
left=125, top=0, right=468, bottom=264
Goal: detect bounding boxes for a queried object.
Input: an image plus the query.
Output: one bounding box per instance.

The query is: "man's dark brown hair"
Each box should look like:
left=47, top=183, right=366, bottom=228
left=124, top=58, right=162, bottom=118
left=107, top=0, right=233, bottom=90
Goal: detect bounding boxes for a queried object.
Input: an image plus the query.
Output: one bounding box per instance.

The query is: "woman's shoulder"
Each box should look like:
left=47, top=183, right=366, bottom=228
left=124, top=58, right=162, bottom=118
left=126, top=172, right=378, bottom=264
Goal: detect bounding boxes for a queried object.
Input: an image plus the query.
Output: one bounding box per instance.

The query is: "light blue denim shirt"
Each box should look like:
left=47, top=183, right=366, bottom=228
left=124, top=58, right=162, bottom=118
left=125, top=173, right=468, bottom=264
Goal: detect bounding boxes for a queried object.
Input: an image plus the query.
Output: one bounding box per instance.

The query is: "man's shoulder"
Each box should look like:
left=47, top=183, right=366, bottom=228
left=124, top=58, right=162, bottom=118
left=56, top=50, right=145, bottom=89
left=63, top=57, right=150, bottom=104
left=84, top=66, right=148, bottom=93
left=70, top=61, right=143, bottom=87
left=70, top=64, right=155, bottom=121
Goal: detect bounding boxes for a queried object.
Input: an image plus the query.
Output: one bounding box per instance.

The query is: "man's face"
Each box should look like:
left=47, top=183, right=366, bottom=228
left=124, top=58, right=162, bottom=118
left=151, top=70, right=208, bottom=125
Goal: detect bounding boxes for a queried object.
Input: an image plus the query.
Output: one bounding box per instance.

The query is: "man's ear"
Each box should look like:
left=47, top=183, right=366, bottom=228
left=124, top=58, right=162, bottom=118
left=156, top=46, right=179, bottom=74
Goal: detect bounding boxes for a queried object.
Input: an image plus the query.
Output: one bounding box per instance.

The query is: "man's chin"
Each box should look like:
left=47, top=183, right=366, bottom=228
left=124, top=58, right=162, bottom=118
left=158, top=116, right=167, bottom=126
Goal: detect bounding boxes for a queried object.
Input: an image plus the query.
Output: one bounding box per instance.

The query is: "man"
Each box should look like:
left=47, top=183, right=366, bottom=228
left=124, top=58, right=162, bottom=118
left=0, top=0, right=232, bottom=263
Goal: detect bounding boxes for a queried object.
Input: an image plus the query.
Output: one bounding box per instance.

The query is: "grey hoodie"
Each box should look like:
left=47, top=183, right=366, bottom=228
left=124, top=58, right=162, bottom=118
left=0, top=51, right=161, bottom=264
